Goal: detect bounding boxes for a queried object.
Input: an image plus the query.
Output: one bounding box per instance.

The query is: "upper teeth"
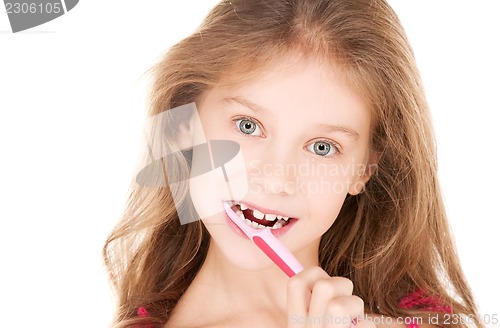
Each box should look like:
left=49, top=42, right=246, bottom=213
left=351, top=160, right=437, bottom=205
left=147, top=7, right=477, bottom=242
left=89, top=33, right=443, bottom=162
left=253, top=209, right=265, bottom=220
left=265, top=213, right=276, bottom=221
left=232, top=201, right=290, bottom=222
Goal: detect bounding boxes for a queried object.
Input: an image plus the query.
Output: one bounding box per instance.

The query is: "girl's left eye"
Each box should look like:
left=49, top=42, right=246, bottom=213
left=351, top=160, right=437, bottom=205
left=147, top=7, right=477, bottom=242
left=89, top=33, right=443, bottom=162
left=306, top=140, right=339, bottom=157
left=235, top=118, right=263, bottom=136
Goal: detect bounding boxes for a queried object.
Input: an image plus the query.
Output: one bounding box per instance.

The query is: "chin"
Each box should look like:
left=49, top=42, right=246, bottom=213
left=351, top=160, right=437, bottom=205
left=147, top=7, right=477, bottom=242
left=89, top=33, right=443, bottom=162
left=201, top=213, right=278, bottom=271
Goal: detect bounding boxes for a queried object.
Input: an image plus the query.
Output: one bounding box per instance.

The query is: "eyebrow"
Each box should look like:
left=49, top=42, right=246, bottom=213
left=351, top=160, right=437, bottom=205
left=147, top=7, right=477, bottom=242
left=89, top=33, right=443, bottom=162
left=223, top=96, right=268, bottom=115
left=314, top=123, right=360, bottom=141
left=223, top=96, right=360, bottom=141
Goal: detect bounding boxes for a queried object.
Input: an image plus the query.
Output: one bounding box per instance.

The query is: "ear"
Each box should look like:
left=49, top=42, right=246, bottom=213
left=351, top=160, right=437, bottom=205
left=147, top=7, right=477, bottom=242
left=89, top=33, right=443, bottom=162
left=348, top=151, right=380, bottom=195
left=176, top=113, right=206, bottom=150
left=176, top=119, right=193, bottom=149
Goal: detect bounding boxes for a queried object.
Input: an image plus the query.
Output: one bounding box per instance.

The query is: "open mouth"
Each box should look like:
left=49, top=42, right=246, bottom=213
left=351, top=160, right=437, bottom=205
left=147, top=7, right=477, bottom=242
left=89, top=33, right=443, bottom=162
left=229, top=201, right=294, bottom=230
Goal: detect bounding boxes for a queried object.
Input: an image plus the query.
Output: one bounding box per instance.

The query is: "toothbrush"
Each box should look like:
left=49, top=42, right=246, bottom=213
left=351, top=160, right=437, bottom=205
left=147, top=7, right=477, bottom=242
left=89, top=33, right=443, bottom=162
left=223, top=202, right=304, bottom=277
left=224, top=203, right=355, bottom=327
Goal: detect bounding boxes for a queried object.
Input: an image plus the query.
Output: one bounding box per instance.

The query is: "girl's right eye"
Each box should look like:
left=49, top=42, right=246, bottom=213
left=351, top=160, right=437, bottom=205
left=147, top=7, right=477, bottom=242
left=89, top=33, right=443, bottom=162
left=235, top=118, right=263, bottom=136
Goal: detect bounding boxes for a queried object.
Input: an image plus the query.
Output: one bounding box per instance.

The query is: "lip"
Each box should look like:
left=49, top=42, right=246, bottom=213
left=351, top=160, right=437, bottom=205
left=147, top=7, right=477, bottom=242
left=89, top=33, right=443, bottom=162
left=227, top=199, right=299, bottom=220
left=222, top=200, right=299, bottom=238
left=224, top=211, right=248, bottom=238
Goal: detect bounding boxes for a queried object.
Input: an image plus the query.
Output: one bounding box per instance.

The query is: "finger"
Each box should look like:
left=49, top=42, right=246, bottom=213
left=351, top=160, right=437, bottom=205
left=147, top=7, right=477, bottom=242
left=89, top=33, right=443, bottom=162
left=324, top=295, right=365, bottom=328
left=308, top=277, right=354, bottom=318
left=287, top=267, right=330, bottom=327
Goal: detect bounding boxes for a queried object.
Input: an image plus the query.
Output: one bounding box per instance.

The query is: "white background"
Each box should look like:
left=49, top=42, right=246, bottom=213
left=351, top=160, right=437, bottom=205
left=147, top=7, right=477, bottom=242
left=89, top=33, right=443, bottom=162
left=0, top=1, right=498, bottom=327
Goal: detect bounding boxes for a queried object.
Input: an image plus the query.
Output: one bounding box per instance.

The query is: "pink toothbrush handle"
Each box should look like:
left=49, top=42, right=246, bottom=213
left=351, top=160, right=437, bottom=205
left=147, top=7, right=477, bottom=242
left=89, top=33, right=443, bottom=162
left=252, top=229, right=304, bottom=277
left=222, top=202, right=303, bottom=277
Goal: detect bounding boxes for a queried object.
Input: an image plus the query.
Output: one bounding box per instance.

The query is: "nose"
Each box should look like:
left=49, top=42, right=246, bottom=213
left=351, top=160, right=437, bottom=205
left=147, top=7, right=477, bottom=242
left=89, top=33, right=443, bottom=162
left=248, top=141, right=298, bottom=196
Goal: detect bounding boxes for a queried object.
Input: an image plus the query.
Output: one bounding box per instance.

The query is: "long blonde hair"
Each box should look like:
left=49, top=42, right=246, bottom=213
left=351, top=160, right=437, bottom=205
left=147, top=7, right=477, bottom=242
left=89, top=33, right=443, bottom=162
left=103, top=1, right=482, bottom=327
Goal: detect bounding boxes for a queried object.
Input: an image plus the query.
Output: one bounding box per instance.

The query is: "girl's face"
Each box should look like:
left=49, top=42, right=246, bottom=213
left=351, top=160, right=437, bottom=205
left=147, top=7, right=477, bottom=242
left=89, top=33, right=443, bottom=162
left=190, top=55, right=373, bottom=270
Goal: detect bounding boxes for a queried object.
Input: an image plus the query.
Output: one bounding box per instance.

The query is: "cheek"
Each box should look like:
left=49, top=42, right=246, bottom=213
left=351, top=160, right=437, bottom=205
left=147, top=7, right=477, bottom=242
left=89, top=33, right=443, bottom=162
left=188, top=141, right=249, bottom=223
left=198, top=108, right=231, bottom=141
left=297, top=160, right=355, bottom=197
left=306, top=191, right=346, bottom=233
left=305, top=157, right=368, bottom=195
left=188, top=170, right=227, bottom=224
left=298, top=162, right=356, bottom=233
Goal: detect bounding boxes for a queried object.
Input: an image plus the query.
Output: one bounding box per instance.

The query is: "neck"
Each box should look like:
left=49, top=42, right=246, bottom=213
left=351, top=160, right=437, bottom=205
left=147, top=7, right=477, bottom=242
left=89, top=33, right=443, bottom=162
left=184, top=239, right=319, bottom=314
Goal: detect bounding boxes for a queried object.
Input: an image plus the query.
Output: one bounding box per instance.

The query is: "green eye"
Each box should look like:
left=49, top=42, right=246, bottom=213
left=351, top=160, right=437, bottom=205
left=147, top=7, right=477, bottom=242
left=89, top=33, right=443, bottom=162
left=236, top=118, right=261, bottom=136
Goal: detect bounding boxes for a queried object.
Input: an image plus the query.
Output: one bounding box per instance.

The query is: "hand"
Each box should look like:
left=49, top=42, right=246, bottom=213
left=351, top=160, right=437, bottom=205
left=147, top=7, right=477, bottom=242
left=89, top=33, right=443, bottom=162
left=286, top=267, right=375, bottom=328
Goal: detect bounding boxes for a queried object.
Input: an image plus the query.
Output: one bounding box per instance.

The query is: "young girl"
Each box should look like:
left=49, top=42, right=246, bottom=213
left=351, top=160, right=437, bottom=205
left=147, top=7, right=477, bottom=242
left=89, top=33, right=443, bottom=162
left=103, top=0, right=483, bottom=327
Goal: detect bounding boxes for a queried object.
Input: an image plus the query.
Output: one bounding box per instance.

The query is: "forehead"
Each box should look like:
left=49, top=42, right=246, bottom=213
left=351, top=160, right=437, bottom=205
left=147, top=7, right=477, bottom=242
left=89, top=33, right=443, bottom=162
left=203, top=54, right=371, bottom=133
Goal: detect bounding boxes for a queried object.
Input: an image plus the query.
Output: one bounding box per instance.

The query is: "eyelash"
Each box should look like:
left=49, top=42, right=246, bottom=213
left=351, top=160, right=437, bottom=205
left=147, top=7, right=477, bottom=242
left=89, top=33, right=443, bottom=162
left=230, top=116, right=342, bottom=158
left=231, top=116, right=265, bottom=137
left=309, top=138, right=342, bottom=157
